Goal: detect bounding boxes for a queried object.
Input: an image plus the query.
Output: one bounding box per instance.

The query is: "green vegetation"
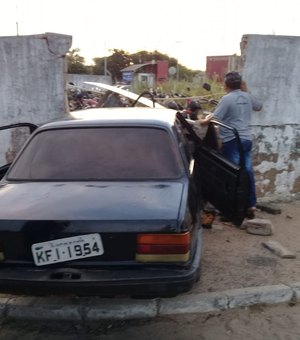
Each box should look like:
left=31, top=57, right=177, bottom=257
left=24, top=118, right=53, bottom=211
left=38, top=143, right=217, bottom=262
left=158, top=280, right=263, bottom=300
left=67, top=48, right=93, bottom=74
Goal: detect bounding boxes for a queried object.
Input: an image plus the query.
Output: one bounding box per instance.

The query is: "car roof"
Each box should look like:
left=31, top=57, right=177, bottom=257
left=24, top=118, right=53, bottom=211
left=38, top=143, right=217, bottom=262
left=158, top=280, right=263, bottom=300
left=40, top=107, right=178, bottom=130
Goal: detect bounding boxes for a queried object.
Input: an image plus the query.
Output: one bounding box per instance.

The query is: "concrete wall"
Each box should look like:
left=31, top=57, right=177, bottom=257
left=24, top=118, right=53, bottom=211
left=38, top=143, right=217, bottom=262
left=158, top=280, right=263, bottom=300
left=0, top=32, right=72, bottom=163
left=0, top=32, right=72, bottom=125
left=241, top=34, right=300, bottom=199
left=0, top=32, right=299, bottom=199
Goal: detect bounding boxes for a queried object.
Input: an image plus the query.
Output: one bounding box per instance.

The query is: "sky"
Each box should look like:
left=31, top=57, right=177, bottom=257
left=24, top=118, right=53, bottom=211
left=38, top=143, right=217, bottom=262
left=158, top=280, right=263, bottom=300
left=1, top=0, right=300, bottom=70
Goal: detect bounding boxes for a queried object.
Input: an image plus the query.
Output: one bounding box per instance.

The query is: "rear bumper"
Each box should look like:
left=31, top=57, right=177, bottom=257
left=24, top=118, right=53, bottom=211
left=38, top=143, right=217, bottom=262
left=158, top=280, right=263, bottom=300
left=0, top=230, right=202, bottom=297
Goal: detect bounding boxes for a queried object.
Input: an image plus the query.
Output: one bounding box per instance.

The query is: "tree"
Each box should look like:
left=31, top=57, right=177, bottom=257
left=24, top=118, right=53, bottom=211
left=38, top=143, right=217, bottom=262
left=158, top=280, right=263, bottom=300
left=93, top=49, right=132, bottom=82
left=92, top=57, right=105, bottom=75
left=130, top=50, right=176, bottom=66
left=67, top=48, right=91, bottom=74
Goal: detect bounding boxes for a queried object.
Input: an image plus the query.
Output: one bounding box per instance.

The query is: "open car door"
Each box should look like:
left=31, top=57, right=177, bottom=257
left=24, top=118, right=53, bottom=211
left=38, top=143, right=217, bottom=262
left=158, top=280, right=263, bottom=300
left=176, top=113, right=250, bottom=226
left=0, top=123, right=37, bottom=180
left=197, top=121, right=250, bottom=225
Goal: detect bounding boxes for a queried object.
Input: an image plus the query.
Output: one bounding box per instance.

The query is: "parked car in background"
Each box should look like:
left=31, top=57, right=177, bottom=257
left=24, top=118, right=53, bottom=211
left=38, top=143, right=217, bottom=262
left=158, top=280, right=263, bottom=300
left=0, top=107, right=249, bottom=297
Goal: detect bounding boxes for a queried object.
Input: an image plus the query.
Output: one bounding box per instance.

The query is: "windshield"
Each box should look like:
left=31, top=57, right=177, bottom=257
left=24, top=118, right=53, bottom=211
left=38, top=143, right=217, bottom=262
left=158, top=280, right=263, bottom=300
left=7, top=127, right=184, bottom=180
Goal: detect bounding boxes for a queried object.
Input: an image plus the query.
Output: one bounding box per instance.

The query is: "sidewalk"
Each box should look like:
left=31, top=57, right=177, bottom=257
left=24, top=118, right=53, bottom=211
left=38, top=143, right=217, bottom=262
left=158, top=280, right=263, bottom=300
left=0, top=199, right=299, bottom=322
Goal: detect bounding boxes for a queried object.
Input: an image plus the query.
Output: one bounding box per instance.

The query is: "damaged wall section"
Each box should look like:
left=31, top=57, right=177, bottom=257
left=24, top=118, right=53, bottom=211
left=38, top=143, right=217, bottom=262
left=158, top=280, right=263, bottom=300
left=0, top=32, right=72, bottom=164
left=0, top=32, right=72, bottom=125
left=241, top=34, right=300, bottom=199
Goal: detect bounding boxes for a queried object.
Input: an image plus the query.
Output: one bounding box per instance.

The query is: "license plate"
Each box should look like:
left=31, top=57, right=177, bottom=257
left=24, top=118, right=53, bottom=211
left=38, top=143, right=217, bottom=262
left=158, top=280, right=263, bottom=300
left=31, top=233, right=104, bottom=266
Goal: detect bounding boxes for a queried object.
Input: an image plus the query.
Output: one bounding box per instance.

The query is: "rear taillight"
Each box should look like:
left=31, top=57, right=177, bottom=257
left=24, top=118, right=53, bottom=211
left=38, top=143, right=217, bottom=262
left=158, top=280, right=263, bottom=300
left=136, top=232, right=190, bottom=262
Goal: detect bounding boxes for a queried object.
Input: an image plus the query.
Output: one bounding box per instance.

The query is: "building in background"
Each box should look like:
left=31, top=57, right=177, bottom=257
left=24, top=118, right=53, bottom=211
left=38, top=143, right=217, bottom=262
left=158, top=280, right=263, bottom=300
left=121, top=60, right=169, bottom=87
left=205, top=54, right=241, bottom=81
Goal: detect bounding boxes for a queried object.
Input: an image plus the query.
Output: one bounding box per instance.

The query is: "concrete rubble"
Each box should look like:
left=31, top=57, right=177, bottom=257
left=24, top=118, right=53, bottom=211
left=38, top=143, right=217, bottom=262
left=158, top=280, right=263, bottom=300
left=262, top=240, right=296, bottom=258
left=243, top=218, right=274, bottom=236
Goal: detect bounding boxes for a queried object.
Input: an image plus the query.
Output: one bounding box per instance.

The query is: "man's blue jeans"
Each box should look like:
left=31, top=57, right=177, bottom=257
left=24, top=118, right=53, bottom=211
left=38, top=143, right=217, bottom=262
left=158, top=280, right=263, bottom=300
left=221, top=139, right=256, bottom=208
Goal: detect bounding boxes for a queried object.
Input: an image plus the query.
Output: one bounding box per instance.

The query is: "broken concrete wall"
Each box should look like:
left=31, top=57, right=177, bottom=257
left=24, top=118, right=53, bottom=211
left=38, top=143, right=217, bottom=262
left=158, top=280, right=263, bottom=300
left=0, top=32, right=72, bottom=164
left=0, top=32, right=72, bottom=125
left=241, top=34, right=300, bottom=199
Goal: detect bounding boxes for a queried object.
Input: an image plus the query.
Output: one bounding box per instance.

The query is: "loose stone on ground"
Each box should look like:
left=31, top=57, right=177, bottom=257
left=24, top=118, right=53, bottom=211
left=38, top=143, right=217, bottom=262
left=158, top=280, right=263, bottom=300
left=262, top=240, right=296, bottom=258
left=243, top=218, right=274, bottom=236
left=256, top=203, right=282, bottom=214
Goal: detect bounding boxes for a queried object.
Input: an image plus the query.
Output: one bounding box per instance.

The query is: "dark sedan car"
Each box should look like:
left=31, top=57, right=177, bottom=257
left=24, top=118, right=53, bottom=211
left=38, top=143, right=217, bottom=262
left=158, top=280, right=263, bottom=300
left=0, top=108, right=249, bottom=297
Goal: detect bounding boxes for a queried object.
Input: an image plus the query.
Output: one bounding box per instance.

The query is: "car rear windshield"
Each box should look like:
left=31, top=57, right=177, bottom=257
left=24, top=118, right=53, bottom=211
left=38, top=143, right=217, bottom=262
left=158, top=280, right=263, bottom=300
left=7, top=127, right=184, bottom=180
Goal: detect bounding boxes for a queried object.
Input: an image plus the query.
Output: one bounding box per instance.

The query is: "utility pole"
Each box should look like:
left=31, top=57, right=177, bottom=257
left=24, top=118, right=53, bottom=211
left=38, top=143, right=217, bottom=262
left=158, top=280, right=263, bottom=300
left=175, top=41, right=182, bottom=82
left=104, top=56, right=107, bottom=76
left=16, top=2, right=19, bottom=35
left=104, top=40, right=107, bottom=76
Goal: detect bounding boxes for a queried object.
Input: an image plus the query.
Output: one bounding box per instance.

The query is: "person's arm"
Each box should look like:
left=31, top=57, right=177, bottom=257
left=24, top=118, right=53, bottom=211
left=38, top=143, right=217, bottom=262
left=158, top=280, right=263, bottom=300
left=197, top=94, right=229, bottom=126
left=241, top=81, right=263, bottom=111
left=198, top=113, right=213, bottom=126
left=250, top=94, right=263, bottom=111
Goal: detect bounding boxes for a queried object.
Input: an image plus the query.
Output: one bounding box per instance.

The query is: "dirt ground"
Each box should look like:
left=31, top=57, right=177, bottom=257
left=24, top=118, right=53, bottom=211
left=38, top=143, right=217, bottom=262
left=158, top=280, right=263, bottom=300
left=191, top=198, right=300, bottom=295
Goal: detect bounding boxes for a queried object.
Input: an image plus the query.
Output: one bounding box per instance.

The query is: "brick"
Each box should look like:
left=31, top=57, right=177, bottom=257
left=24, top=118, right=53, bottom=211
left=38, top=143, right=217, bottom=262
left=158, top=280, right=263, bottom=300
left=262, top=240, right=296, bottom=258
left=256, top=203, right=282, bottom=214
left=243, top=218, right=274, bottom=236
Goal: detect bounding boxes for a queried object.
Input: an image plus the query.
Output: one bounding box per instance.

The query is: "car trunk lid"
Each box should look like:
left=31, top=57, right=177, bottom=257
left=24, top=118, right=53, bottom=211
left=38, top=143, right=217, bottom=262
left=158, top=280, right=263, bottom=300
left=0, top=181, right=184, bottom=221
left=0, top=181, right=186, bottom=266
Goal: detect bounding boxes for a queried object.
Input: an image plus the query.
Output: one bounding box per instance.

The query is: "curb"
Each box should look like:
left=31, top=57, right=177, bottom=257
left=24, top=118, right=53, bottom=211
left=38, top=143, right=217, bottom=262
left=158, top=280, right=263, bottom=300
left=159, top=284, right=293, bottom=316
left=0, top=283, right=299, bottom=322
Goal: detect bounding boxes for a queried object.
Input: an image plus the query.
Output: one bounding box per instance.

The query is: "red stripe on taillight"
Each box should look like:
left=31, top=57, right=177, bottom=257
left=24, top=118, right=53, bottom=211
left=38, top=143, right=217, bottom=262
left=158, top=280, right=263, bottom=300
left=137, top=232, right=190, bottom=255
left=137, top=244, right=189, bottom=254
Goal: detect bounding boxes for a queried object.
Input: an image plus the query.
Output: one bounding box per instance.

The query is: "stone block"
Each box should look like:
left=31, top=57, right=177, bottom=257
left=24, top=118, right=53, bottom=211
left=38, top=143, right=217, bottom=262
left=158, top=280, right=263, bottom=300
left=226, top=284, right=292, bottom=308
left=256, top=203, right=282, bottom=214
left=6, top=296, right=81, bottom=321
left=159, top=292, right=228, bottom=315
left=85, top=298, right=158, bottom=320
left=243, top=218, right=274, bottom=236
left=262, top=240, right=296, bottom=258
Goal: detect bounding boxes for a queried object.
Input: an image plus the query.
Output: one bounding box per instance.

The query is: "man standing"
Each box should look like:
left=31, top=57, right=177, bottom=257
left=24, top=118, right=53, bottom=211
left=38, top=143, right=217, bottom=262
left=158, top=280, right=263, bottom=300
left=201, top=72, right=263, bottom=219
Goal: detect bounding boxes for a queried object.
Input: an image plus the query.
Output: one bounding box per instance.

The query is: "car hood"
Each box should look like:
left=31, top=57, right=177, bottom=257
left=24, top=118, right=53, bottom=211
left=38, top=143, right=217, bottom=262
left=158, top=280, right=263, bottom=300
left=0, top=181, right=185, bottom=221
